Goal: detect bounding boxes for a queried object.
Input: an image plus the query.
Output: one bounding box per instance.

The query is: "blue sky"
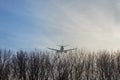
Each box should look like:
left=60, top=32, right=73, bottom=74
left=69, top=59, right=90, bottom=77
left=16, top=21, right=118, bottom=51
left=0, top=0, right=120, bottom=50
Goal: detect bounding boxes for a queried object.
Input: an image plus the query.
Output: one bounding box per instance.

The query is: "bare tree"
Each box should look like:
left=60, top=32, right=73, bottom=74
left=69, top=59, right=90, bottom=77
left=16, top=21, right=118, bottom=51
left=39, top=53, right=51, bottom=80
left=11, top=54, right=19, bottom=80
left=28, top=52, right=40, bottom=80
left=96, top=51, right=117, bottom=80
left=12, top=50, right=28, bottom=80
left=1, top=49, right=120, bottom=80
left=0, top=49, right=11, bottom=80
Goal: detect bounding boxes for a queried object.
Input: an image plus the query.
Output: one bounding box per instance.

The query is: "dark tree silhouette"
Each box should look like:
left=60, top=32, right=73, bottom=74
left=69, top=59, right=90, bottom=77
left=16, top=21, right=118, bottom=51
left=28, top=52, right=40, bottom=80
left=12, top=50, right=28, bottom=80
left=0, top=49, right=11, bottom=80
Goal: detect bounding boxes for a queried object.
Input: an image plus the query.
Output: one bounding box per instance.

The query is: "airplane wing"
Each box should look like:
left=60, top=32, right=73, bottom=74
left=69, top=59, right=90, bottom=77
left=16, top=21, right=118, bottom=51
left=48, top=48, right=59, bottom=51
left=64, top=48, right=76, bottom=52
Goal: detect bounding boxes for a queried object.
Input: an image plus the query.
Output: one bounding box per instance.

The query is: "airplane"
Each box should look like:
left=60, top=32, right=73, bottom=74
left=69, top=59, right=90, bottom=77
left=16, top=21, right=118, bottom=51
left=48, top=45, right=76, bottom=53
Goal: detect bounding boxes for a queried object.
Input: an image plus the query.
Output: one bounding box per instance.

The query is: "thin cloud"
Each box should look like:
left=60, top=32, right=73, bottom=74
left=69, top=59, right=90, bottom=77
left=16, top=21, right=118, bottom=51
left=1, top=0, right=120, bottom=50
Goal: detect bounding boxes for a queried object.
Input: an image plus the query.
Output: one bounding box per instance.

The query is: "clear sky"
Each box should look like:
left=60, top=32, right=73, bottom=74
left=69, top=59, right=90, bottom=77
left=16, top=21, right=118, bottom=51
left=0, top=0, right=120, bottom=50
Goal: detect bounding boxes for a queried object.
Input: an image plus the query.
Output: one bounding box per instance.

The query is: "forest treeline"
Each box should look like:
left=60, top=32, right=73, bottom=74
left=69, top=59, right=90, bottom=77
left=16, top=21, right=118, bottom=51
left=1, top=49, right=120, bottom=80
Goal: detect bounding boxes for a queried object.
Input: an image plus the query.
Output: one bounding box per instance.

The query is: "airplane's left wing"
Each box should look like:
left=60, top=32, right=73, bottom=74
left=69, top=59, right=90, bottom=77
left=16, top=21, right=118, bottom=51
left=48, top=48, right=59, bottom=51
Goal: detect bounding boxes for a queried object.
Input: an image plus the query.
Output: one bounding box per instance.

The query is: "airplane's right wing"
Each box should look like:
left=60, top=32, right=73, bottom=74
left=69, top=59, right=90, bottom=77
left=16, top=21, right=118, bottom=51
left=64, top=48, right=76, bottom=52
